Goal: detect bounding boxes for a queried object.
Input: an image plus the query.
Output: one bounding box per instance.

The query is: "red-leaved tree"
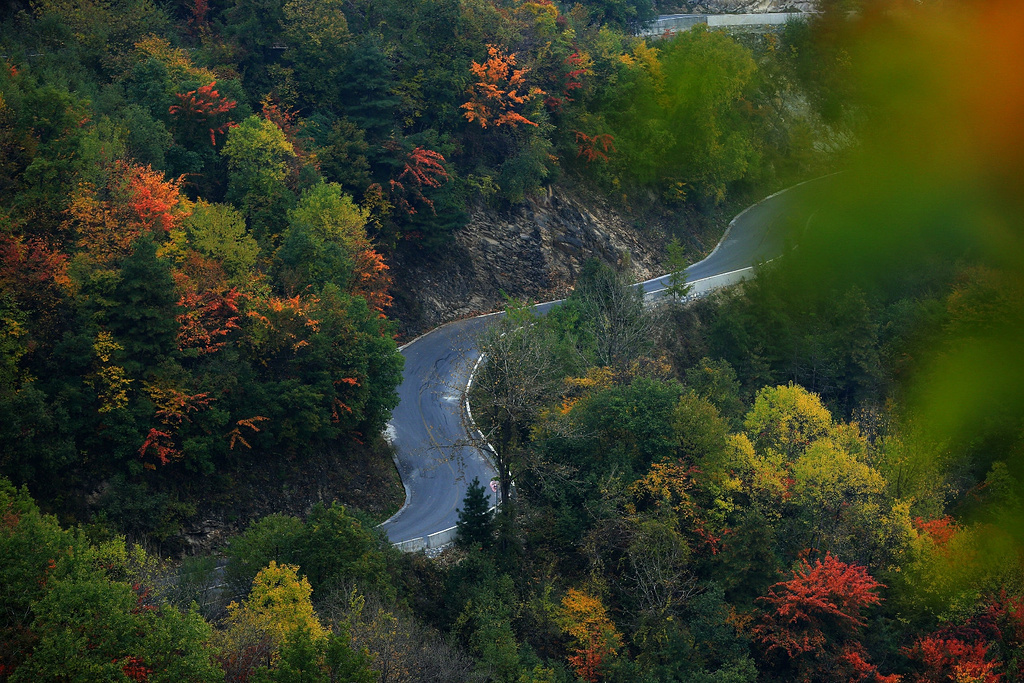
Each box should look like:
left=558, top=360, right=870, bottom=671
left=169, top=81, right=237, bottom=146
left=903, top=590, right=1024, bottom=682
left=755, top=553, right=896, bottom=682
left=913, top=515, right=958, bottom=548
left=904, top=635, right=999, bottom=683
left=387, top=145, right=449, bottom=216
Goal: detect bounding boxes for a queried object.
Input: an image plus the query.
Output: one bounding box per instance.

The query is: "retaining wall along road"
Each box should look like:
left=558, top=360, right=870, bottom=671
left=640, top=12, right=808, bottom=37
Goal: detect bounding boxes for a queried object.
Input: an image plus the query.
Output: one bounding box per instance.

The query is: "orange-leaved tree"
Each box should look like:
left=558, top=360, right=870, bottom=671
left=173, top=253, right=243, bottom=356
left=0, top=236, right=71, bottom=331
left=557, top=588, right=622, bottom=683
left=352, top=248, right=392, bottom=314
left=69, top=161, right=189, bottom=265
left=462, top=44, right=545, bottom=129
left=138, top=377, right=215, bottom=468
left=575, top=132, right=616, bottom=164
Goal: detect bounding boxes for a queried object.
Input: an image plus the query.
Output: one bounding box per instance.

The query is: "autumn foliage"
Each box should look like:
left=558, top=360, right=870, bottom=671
left=914, top=515, right=959, bottom=548
left=904, top=635, right=999, bottom=683
left=388, top=145, right=450, bottom=217
left=139, top=381, right=214, bottom=467
left=126, top=164, right=188, bottom=234
left=627, top=461, right=721, bottom=554
left=0, top=235, right=70, bottom=311
left=174, top=260, right=243, bottom=356
left=903, top=591, right=1024, bottom=683
left=547, top=51, right=592, bottom=110
left=755, top=553, right=894, bottom=682
left=352, top=248, right=392, bottom=313
left=575, top=131, right=616, bottom=164
left=462, top=45, right=544, bottom=128
left=69, top=162, right=189, bottom=264
left=169, top=81, right=237, bottom=146
left=558, top=589, right=622, bottom=683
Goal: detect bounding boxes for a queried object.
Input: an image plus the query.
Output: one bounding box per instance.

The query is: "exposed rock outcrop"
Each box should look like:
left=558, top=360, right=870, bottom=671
left=389, top=187, right=666, bottom=338
left=668, top=0, right=817, bottom=13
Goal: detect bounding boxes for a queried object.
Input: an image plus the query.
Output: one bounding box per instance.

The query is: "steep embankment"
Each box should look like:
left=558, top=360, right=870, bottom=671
left=389, top=186, right=745, bottom=337
left=389, top=185, right=767, bottom=338
left=389, top=188, right=662, bottom=336
left=668, top=0, right=816, bottom=12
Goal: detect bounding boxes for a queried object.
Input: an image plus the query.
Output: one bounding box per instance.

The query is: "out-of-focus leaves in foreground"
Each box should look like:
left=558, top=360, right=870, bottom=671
left=785, top=2, right=1024, bottom=547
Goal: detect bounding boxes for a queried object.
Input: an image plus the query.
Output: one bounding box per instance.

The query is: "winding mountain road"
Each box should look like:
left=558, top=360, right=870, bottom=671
left=379, top=178, right=827, bottom=551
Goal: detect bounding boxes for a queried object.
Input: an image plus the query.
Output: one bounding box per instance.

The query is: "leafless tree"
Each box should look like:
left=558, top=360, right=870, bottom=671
left=469, top=302, right=563, bottom=503
left=319, top=588, right=482, bottom=683
left=571, top=259, right=655, bottom=369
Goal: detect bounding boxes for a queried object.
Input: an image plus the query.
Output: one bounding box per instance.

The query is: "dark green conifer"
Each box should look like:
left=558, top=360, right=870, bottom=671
left=456, top=476, right=494, bottom=550
left=108, top=237, right=177, bottom=370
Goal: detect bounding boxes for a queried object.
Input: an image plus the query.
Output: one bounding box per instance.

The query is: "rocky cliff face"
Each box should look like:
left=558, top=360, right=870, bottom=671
left=669, top=0, right=816, bottom=13
left=389, top=187, right=666, bottom=338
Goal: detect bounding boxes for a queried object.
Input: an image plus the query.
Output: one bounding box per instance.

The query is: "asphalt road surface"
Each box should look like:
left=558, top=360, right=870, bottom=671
left=378, top=177, right=828, bottom=547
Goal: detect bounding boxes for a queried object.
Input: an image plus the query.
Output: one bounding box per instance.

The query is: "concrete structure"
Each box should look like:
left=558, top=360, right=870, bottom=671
left=640, top=11, right=809, bottom=37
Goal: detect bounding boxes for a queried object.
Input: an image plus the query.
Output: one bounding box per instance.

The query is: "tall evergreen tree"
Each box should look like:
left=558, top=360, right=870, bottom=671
left=108, top=237, right=178, bottom=370
left=456, top=477, right=494, bottom=550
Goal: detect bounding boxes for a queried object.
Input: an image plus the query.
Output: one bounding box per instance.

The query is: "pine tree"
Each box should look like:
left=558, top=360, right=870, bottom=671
left=108, top=237, right=178, bottom=371
left=456, top=477, right=494, bottom=550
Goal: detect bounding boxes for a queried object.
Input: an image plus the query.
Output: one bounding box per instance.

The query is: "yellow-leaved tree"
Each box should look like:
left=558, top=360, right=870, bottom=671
left=557, top=588, right=622, bottom=683
left=217, top=561, right=327, bottom=677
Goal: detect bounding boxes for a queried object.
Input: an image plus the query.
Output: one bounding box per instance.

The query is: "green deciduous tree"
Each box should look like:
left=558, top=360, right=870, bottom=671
left=225, top=503, right=390, bottom=598
left=14, top=576, right=220, bottom=683
left=226, top=513, right=307, bottom=595
left=281, top=0, right=352, bottom=111
left=684, top=357, right=746, bottom=426
left=657, top=27, right=760, bottom=203
left=222, top=116, right=296, bottom=244
left=673, top=390, right=729, bottom=466
left=183, top=201, right=259, bottom=284
left=278, top=182, right=369, bottom=294
left=299, top=502, right=389, bottom=595
left=1, top=480, right=219, bottom=681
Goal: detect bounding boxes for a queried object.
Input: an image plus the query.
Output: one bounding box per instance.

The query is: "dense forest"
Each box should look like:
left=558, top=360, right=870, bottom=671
left=0, top=0, right=830, bottom=537
left=3, top=0, right=1024, bottom=680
